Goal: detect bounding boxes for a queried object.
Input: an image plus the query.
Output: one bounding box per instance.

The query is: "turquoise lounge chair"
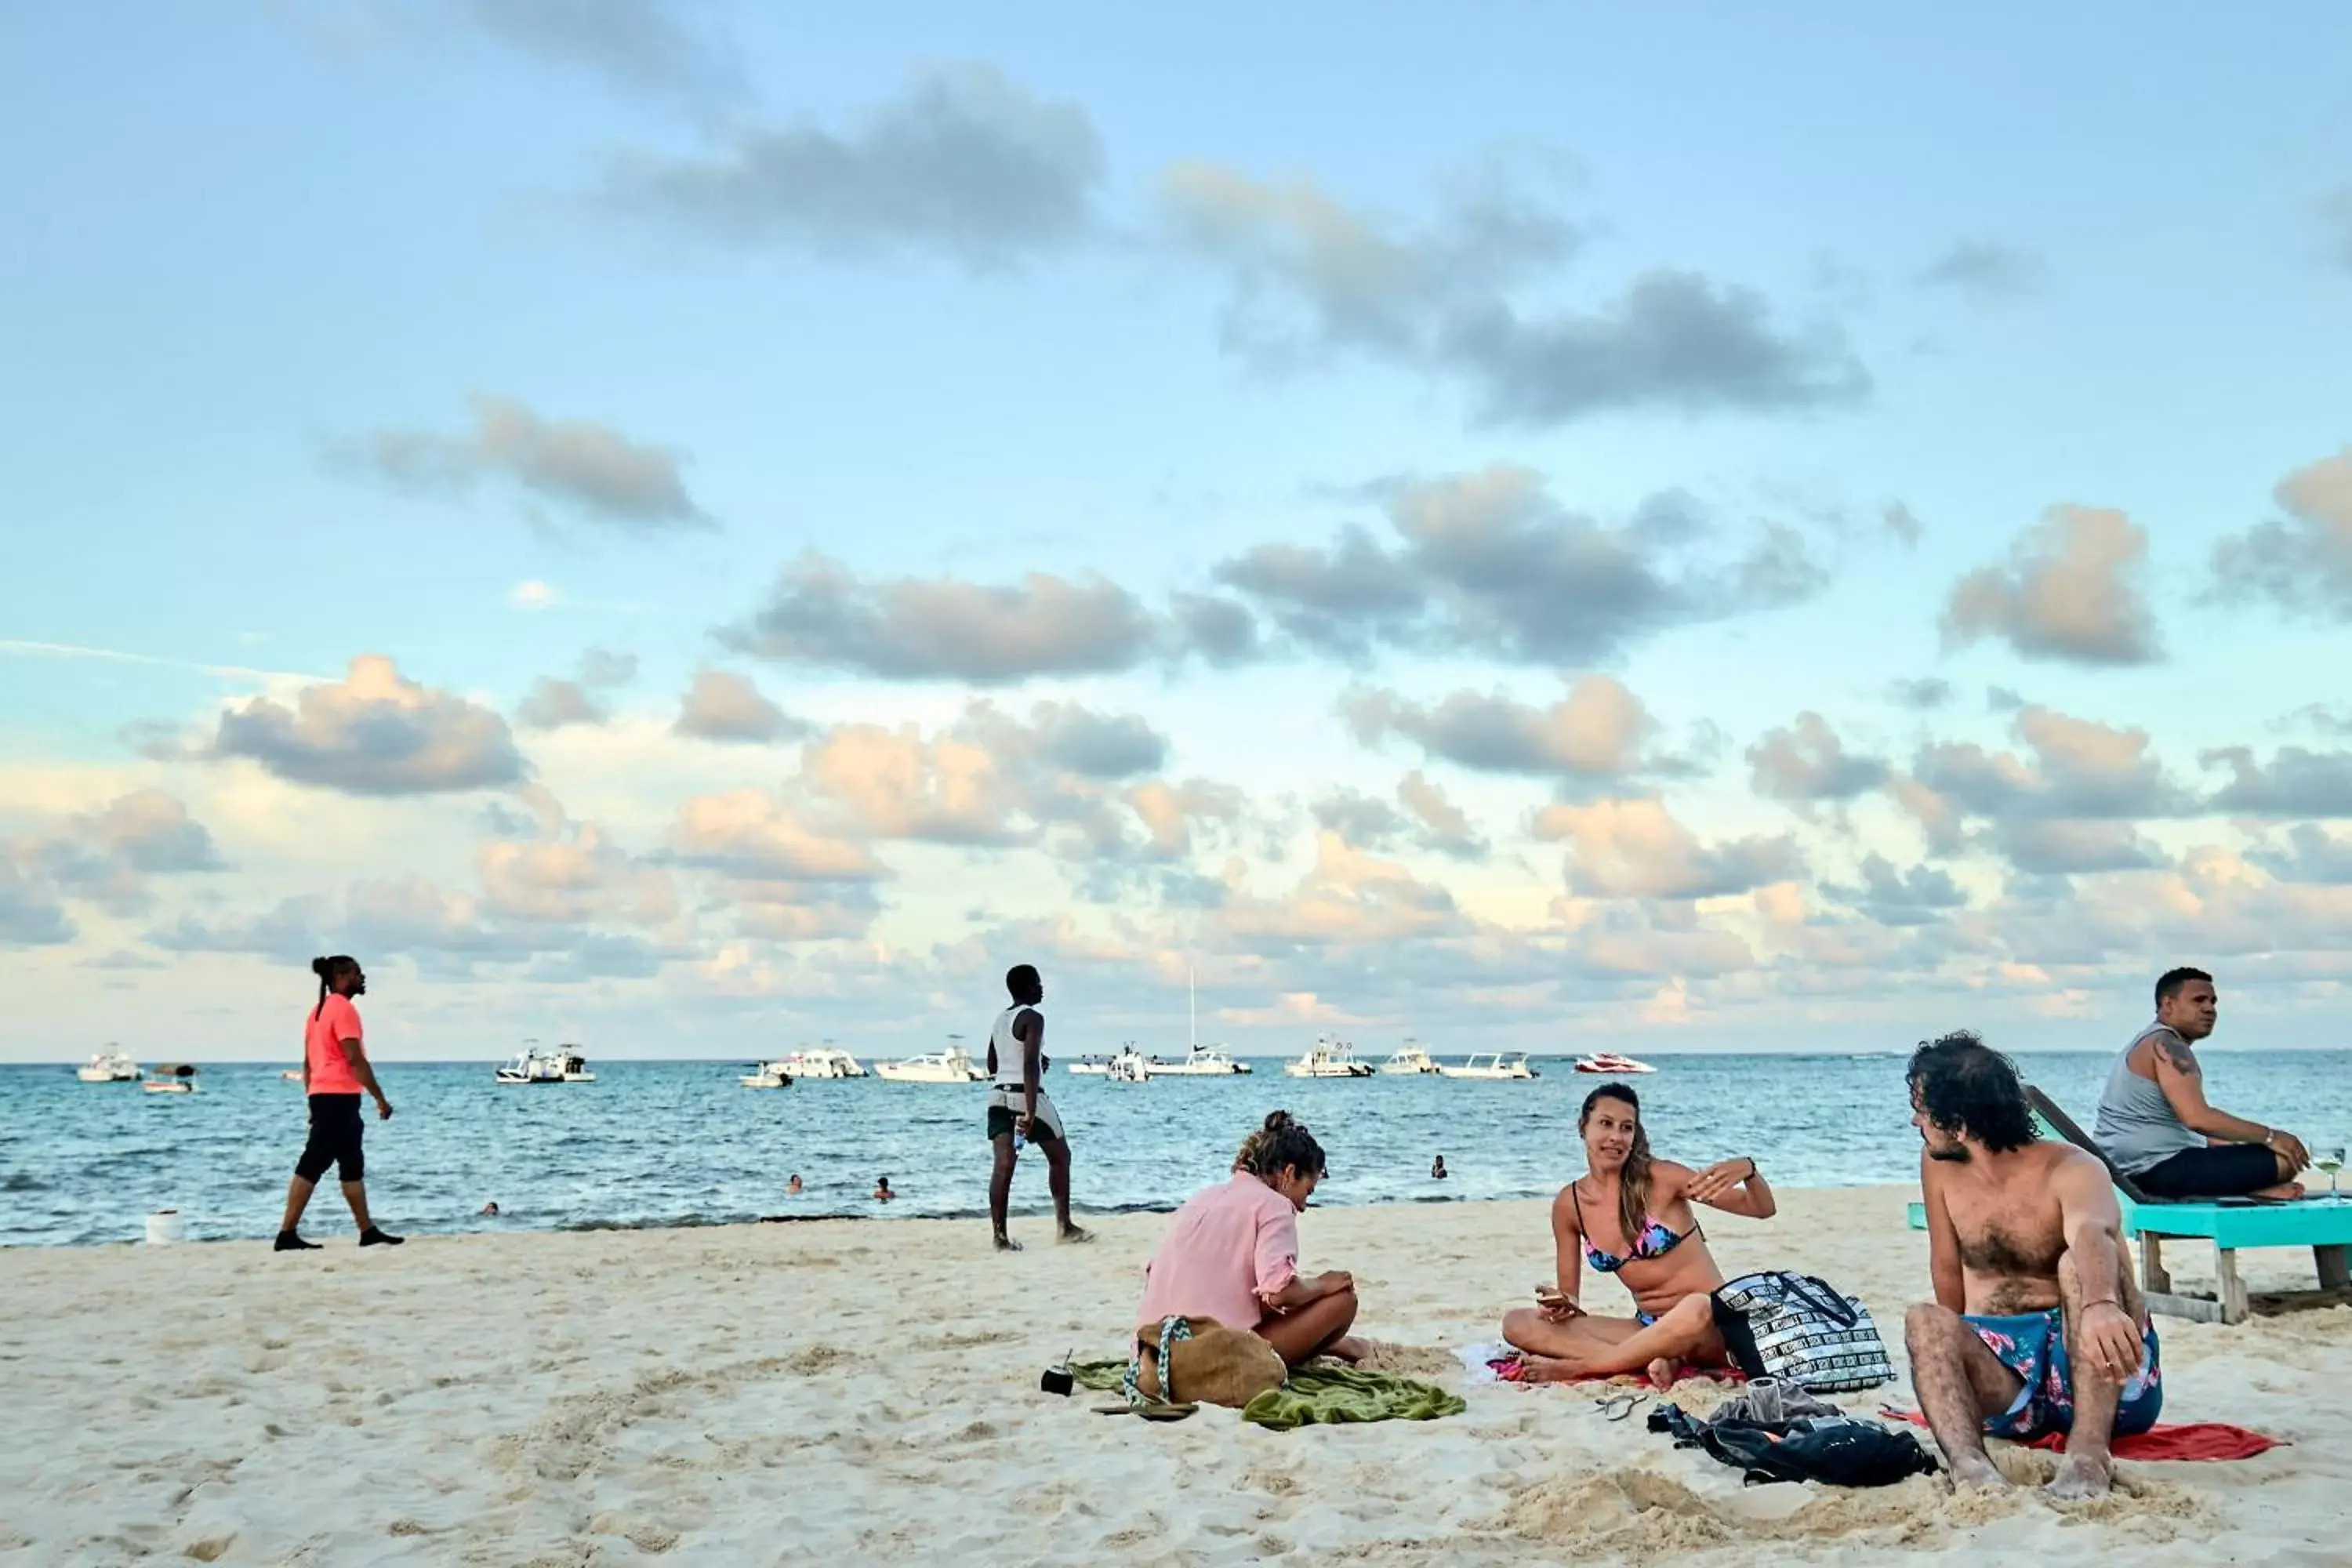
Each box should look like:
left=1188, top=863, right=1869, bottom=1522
left=2027, top=1085, right=2352, bottom=1325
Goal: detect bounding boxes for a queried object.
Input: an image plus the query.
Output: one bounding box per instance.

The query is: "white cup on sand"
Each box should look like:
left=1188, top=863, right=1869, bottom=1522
left=144, top=1210, right=187, bottom=1245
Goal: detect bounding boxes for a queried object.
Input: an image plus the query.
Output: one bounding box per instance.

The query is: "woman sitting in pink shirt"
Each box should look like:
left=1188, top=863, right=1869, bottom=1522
left=1136, top=1112, right=1368, bottom=1368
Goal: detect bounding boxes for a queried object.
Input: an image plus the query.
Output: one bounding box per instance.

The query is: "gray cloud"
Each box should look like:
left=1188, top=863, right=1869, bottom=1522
left=719, top=553, right=1166, bottom=684
left=1168, top=593, right=1261, bottom=666
left=1828, top=852, right=1968, bottom=926
left=673, top=668, right=806, bottom=745
left=0, top=856, right=75, bottom=946
left=342, top=395, right=710, bottom=532
left=1342, top=674, right=1665, bottom=783
left=2209, top=447, right=2352, bottom=620
left=1311, top=771, right=1486, bottom=862
left=2249, top=823, right=2352, bottom=884
left=207, top=655, right=525, bottom=795
left=1916, top=240, right=2046, bottom=300
left=1165, top=161, right=1865, bottom=427
left=1889, top=677, right=1954, bottom=710
left=1941, top=504, right=2162, bottom=665
left=1748, top=712, right=1889, bottom=804
left=604, top=64, right=1102, bottom=271
left=76, top=789, right=224, bottom=875
left=2202, top=745, right=2352, bottom=818
left=1440, top=271, right=1870, bottom=426
left=1994, top=819, right=2170, bottom=875
left=517, top=648, right=637, bottom=731
left=1217, top=467, right=1830, bottom=667
left=515, top=677, right=607, bottom=731
left=1882, top=501, right=1925, bottom=549
left=451, top=0, right=743, bottom=106
left=1017, top=701, right=1167, bottom=780
left=1534, top=797, right=1799, bottom=900
left=1915, top=705, right=2194, bottom=823
left=2322, top=187, right=2352, bottom=270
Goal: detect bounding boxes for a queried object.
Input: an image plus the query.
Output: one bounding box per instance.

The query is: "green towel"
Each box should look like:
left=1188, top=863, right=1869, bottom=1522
left=1069, top=1358, right=1465, bottom=1429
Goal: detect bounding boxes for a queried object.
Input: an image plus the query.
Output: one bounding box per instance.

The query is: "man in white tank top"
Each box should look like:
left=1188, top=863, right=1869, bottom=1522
left=987, top=964, right=1092, bottom=1251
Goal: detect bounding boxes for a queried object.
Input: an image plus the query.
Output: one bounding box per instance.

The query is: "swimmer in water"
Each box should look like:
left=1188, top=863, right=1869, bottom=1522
left=873, top=1176, right=894, bottom=1202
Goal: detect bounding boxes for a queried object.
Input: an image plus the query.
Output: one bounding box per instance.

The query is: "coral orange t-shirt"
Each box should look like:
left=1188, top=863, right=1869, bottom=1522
left=305, top=994, right=364, bottom=1095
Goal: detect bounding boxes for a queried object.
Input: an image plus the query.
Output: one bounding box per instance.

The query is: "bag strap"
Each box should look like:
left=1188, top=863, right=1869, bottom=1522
left=1122, top=1316, right=1195, bottom=1409
left=1776, top=1272, right=1858, bottom=1327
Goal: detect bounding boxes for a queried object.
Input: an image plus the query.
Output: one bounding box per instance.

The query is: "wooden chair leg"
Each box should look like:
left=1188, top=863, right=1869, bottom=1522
left=2318, top=1244, right=2350, bottom=1293
left=2216, top=1246, right=2249, bottom=1324
left=2141, top=1234, right=2172, bottom=1295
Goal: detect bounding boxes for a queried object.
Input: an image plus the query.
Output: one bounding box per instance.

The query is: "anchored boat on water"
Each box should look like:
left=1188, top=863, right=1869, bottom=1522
left=1284, top=1036, right=1373, bottom=1079
left=1439, top=1051, right=1539, bottom=1080
left=495, top=1042, right=596, bottom=1084
left=1573, top=1051, right=1656, bottom=1075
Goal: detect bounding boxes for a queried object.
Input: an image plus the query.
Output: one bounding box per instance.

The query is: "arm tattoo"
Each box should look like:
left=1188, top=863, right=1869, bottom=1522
left=2155, top=1031, right=2200, bottom=1076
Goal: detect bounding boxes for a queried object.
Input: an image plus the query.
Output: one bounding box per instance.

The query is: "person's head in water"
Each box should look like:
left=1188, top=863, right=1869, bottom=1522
left=1234, top=1111, right=1327, bottom=1211
left=1432, top=1154, right=1448, bottom=1178
left=1006, top=964, right=1043, bottom=1006
left=1907, top=1031, right=2036, bottom=1163
left=1578, top=1083, right=1657, bottom=1252
left=873, top=1175, right=893, bottom=1198
left=480, top=1201, right=499, bottom=1216
left=2155, top=966, right=2217, bottom=1042
left=787, top=1174, right=803, bottom=1194
left=310, top=954, right=365, bottom=1018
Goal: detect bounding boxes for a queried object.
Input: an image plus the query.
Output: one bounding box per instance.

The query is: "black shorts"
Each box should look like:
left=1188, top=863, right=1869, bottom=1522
left=296, top=1094, right=365, bottom=1182
left=2133, top=1143, right=2279, bottom=1198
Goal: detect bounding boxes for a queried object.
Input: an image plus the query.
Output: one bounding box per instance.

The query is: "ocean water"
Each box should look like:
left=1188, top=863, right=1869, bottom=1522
left=6, top=1051, right=2350, bottom=1248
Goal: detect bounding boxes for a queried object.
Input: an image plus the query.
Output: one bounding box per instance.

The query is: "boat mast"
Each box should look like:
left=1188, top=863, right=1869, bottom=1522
left=1189, top=964, right=1196, bottom=1049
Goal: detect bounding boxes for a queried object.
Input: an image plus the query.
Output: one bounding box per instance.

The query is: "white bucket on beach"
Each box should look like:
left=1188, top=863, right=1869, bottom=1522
left=145, top=1209, right=187, bottom=1245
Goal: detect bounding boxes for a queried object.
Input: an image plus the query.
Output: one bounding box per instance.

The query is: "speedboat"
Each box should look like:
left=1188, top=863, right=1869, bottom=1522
left=1440, top=1051, right=1539, bottom=1080
left=77, top=1048, right=141, bottom=1083
left=1147, top=1044, right=1252, bottom=1077
left=739, top=1064, right=794, bottom=1088
left=495, top=1044, right=597, bottom=1083
left=1284, top=1036, right=1373, bottom=1078
left=143, top=1062, right=199, bottom=1094
left=280, top=1069, right=303, bottom=1081
left=1573, top=1051, right=1656, bottom=1075
left=1379, top=1040, right=1442, bottom=1075
left=876, top=1039, right=988, bottom=1083
left=776, top=1047, right=868, bottom=1080
left=1105, top=1044, right=1151, bottom=1083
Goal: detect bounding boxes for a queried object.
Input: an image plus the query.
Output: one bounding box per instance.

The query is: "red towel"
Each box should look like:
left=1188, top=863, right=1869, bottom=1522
left=1883, top=1407, right=2281, bottom=1461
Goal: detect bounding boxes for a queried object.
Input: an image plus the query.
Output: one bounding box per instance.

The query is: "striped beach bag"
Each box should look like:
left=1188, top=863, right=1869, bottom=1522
left=1709, top=1271, right=1894, bottom=1393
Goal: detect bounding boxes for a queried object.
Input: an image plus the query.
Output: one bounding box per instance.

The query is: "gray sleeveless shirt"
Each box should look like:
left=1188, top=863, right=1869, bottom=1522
left=2092, top=1022, right=2202, bottom=1174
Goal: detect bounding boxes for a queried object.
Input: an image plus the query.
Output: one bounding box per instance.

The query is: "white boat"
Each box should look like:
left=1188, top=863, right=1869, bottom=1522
left=1146, top=1044, right=1252, bottom=1077
left=1440, top=1051, right=1539, bottom=1080
left=495, top=1043, right=597, bottom=1084
left=280, top=1069, right=304, bottom=1081
left=739, top=1064, right=794, bottom=1088
left=143, top=1062, right=199, bottom=1094
left=1142, top=971, right=1252, bottom=1076
left=1284, top=1036, right=1373, bottom=1079
left=876, top=1037, right=988, bottom=1083
left=1573, top=1052, right=1657, bottom=1075
left=1065, top=1057, right=1109, bottom=1076
left=776, top=1046, right=868, bottom=1080
left=77, top=1047, right=140, bottom=1083
left=1105, top=1044, right=1151, bottom=1083
left=1378, top=1040, right=1442, bottom=1076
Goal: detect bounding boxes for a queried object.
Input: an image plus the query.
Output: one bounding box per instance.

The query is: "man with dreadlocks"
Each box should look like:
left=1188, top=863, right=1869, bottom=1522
left=1134, top=1111, right=1370, bottom=1369
left=1905, top=1032, right=2161, bottom=1500
left=275, top=954, right=401, bottom=1252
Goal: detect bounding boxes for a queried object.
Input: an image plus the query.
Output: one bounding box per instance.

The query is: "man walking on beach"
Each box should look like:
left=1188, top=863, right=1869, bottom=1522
left=1904, top=1033, right=2159, bottom=1499
left=987, top=964, right=1091, bottom=1251
left=278, top=954, right=402, bottom=1251
left=2092, top=967, right=2310, bottom=1199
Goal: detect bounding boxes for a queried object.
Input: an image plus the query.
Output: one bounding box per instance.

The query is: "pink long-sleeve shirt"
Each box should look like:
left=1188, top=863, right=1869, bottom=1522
left=1136, top=1172, right=1300, bottom=1334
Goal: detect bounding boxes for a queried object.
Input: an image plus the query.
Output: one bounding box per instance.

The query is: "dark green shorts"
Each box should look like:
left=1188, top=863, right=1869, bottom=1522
left=987, top=1094, right=1066, bottom=1144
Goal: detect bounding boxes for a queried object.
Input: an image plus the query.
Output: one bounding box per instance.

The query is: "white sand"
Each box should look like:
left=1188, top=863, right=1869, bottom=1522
left=2, top=1186, right=2347, bottom=1566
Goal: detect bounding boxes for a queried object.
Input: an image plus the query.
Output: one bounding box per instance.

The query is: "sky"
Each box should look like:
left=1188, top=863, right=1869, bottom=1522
left=4, top=2, right=2352, bottom=1062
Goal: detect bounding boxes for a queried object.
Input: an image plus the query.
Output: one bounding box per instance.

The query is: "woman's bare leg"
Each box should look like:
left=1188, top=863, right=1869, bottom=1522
left=1502, top=1295, right=1722, bottom=1385
left=1257, top=1286, right=1363, bottom=1367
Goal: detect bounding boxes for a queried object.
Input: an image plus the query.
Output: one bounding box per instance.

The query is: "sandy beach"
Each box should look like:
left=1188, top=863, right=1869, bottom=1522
left=2, top=1186, right=2347, bottom=1566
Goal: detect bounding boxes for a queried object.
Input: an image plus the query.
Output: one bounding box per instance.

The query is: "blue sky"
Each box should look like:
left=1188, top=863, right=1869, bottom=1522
left=4, top=2, right=2351, bottom=1062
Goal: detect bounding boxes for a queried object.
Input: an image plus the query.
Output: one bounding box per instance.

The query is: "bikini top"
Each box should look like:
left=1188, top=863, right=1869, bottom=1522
left=1571, top=1181, right=1698, bottom=1273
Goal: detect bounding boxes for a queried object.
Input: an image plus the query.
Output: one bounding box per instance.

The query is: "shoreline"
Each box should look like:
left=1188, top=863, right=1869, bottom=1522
left=3, top=1186, right=2343, bottom=1563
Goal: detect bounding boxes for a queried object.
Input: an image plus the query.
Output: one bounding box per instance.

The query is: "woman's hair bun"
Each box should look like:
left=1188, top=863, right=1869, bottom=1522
left=1264, top=1111, right=1295, bottom=1131
left=310, top=956, right=331, bottom=977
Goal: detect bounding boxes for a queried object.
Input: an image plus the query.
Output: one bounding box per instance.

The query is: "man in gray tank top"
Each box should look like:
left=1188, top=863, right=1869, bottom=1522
left=2090, top=967, right=2309, bottom=1200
